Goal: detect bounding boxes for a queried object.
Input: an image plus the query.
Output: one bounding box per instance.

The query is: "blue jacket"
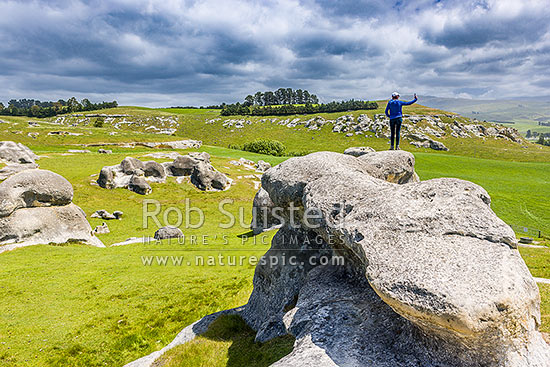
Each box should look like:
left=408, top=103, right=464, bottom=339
left=385, top=97, right=417, bottom=119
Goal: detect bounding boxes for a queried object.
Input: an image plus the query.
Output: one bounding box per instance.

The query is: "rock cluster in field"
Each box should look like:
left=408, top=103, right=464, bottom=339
left=0, top=141, right=40, bottom=180
left=97, top=152, right=231, bottom=194
left=229, top=157, right=272, bottom=172
left=127, top=150, right=550, bottom=367
left=0, top=169, right=104, bottom=253
left=210, top=114, right=525, bottom=151
left=54, top=114, right=180, bottom=134
left=91, top=209, right=123, bottom=220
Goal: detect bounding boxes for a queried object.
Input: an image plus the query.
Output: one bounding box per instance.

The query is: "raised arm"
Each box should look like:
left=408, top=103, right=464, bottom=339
left=402, top=93, right=418, bottom=106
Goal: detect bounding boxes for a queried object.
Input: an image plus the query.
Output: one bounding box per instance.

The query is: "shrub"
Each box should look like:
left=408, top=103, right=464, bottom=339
left=242, top=139, right=286, bottom=156
left=286, top=149, right=311, bottom=157
left=228, top=143, right=242, bottom=150
left=93, top=117, right=104, bottom=128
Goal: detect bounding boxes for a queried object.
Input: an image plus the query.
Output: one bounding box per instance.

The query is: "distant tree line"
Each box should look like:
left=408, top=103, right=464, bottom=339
left=242, top=88, right=319, bottom=106
left=0, top=97, right=118, bottom=118
left=530, top=131, right=550, bottom=146
left=221, top=99, right=378, bottom=116
left=526, top=130, right=550, bottom=139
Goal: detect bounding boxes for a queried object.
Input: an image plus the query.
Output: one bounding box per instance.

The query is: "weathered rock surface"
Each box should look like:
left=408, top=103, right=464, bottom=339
left=166, top=155, right=199, bottom=176
left=250, top=187, right=282, bottom=234
left=0, top=169, right=73, bottom=217
left=0, top=163, right=39, bottom=181
left=120, top=157, right=145, bottom=174
left=93, top=222, right=110, bottom=234
left=343, top=146, right=375, bottom=157
left=143, top=161, right=166, bottom=181
left=408, top=133, right=449, bottom=151
left=154, top=226, right=184, bottom=240
left=0, top=170, right=103, bottom=253
left=190, top=161, right=231, bottom=191
left=127, top=151, right=550, bottom=367
left=128, top=174, right=152, bottom=195
left=0, top=142, right=40, bottom=180
left=357, top=150, right=420, bottom=184
left=97, top=157, right=166, bottom=195
left=256, top=160, right=272, bottom=172
left=0, top=141, right=39, bottom=164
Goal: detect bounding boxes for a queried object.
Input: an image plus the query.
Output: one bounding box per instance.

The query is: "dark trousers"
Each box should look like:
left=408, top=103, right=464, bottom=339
left=390, top=117, right=402, bottom=148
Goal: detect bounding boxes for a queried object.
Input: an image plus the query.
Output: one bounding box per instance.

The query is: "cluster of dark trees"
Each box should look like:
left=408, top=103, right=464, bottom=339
left=526, top=130, right=550, bottom=139
left=529, top=131, right=550, bottom=146
left=0, top=98, right=118, bottom=118
left=242, top=88, right=319, bottom=106
left=221, top=99, right=378, bottom=116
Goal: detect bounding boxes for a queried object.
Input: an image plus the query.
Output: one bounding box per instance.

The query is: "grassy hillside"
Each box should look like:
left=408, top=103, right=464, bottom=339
left=419, top=95, right=550, bottom=135
left=1, top=104, right=549, bottom=366
left=4, top=103, right=549, bottom=162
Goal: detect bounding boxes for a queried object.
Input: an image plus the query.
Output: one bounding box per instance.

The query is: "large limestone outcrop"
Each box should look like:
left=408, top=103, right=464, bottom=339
left=126, top=150, right=550, bottom=367
left=0, top=169, right=104, bottom=253
left=0, top=141, right=40, bottom=180
left=97, top=153, right=230, bottom=194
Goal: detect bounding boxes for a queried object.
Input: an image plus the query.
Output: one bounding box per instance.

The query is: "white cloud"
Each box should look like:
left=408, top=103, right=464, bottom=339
left=0, top=0, right=548, bottom=105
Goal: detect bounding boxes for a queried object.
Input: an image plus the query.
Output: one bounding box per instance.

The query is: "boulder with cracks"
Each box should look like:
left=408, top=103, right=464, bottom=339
left=126, top=150, right=550, bottom=367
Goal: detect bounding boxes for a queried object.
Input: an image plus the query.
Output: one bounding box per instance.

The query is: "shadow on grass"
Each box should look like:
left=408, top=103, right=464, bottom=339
left=156, top=314, right=295, bottom=367
left=237, top=230, right=255, bottom=238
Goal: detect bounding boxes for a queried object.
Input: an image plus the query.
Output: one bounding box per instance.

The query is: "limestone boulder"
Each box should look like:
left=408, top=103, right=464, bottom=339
left=256, top=160, right=272, bottom=173
left=91, top=209, right=123, bottom=220
left=0, top=141, right=38, bottom=164
left=154, top=226, right=183, bottom=240
left=121, top=157, right=145, bottom=175
left=143, top=161, right=166, bottom=182
left=128, top=151, right=550, bottom=367
left=93, top=222, right=110, bottom=234
left=128, top=175, right=152, bottom=195
left=0, top=142, right=40, bottom=180
left=191, top=162, right=231, bottom=191
left=0, top=169, right=103, bottom=253
left=166, top=155, right=199, bottom=176
left=0, top=169, right=73, bottom=217
left=0, top=163, right=39, bottom=181
left=98, top=154, right=230, bottom=194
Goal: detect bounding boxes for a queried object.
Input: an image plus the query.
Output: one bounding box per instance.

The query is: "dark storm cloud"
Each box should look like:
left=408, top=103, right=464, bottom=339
left=0, top=0, right=549, bottom=105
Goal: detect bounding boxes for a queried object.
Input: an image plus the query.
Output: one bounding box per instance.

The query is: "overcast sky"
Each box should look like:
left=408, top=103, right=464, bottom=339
left=1, top=0, right=549, bottom=107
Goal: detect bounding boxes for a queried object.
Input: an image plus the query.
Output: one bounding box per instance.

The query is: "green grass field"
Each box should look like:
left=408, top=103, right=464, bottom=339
left=1, top=105, right=549, bottom=366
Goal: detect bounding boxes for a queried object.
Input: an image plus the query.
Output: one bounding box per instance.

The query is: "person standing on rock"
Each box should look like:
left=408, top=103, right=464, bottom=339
left=385, top=92, right=417, bottom=150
